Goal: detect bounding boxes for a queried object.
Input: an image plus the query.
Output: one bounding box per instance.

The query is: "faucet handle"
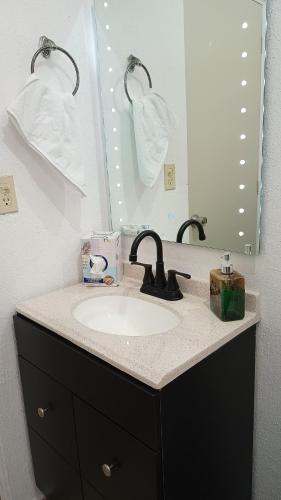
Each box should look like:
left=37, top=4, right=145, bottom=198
left=131, top=262, right=155, bottom=286
left=167, top=270, right=191, bottom=292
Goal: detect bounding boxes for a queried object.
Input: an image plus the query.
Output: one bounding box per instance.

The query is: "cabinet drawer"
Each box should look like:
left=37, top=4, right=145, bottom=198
left=29, top=429, right=82, bottom=500
left=15, top=314, right=161, bottom=449
left=75, top=397, right=162, bottom=500
left=19, top=358, right=78, bottom=467
left=83, top=479, right=105, bottom=500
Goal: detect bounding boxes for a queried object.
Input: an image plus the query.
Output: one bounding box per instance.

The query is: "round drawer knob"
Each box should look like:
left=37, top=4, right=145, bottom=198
left=37, top=407, right=48, bottom=418
left=102, top=462, right=119, bottom=478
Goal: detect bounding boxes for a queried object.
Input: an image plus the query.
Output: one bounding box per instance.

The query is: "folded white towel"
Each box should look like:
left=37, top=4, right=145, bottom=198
left=7, top=74, right=86, bottom=195
left=132, top=92, right=177, bottom=188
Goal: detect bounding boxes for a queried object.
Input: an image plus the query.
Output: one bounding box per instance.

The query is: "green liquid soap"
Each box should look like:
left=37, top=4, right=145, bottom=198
left=210, top=253, right=245, bottom=322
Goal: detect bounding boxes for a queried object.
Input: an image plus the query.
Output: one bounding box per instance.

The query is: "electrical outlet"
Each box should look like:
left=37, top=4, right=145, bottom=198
left=0, top=176, right=18, bottom=214
left=164, top=164, right=176, bottom=190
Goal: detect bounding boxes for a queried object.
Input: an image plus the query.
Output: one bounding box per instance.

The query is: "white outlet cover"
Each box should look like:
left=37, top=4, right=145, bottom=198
left=0, top=176, right=18, bottom=214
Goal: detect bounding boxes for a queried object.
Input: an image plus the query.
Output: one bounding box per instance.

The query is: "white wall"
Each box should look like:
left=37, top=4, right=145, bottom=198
left=1, top=1, right=281, bottom=500
left=251, top=1, right=281, bottom=497
left=0, top=1, right=107, bottom=499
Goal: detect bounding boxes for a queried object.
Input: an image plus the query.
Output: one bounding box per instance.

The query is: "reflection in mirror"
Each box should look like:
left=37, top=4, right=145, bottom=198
left=93, top=0, right=266, bottom=255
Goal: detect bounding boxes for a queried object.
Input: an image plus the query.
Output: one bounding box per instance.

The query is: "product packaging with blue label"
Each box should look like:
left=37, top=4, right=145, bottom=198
left=81, top=232, right=122, bottom=286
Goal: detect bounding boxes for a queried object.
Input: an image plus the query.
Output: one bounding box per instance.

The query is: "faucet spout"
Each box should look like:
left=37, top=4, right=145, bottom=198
left=129, top=230, right=164, bottom=263
left=129, top=230, right=166, bottom=288
left=176, top=219, right=206, bottom=243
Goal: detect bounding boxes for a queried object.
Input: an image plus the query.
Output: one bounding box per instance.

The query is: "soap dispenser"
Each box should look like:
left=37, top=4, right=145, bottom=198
left=210, top=252, right=245, bottom=321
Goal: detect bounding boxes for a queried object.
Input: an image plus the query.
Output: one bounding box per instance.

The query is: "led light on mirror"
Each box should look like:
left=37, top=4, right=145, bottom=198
left=94, top=0, right=266, bottom=255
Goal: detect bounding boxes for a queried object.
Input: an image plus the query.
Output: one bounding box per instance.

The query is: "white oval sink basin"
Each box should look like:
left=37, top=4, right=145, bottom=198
left=73, top=295, right=180, bottom=336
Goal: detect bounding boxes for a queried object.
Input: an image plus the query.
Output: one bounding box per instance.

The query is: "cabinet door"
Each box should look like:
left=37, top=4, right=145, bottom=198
left=75, top=397, right=162, bottom=500
left=15, top=314, right=161, bottom=450
left=29, top=429, right=82, bottom=500
left=83, top=480, right=105, bottom=500
left=19, top=357, right=78, bottom=467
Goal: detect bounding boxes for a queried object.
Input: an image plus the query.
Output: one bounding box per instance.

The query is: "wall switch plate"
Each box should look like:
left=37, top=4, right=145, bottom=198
left=0, top=176, right=18, bottom=214
left=164, top=164, right=176, bottom=190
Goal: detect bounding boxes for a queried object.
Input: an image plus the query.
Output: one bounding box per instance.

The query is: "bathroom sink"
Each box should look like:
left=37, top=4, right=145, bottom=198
left=73, top=295, right=180, bottom=336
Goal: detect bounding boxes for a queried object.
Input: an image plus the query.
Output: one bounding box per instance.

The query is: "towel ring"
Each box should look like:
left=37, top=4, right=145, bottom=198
left=124, top=55, right=152, bottom=104
left=31, top=37, right=80, bottom=96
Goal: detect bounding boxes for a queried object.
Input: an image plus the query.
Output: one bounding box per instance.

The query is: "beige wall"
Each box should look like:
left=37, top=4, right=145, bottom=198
left=185, top=0, right=264, bottom=253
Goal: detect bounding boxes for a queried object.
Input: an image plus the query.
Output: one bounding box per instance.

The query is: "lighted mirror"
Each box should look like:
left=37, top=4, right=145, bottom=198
left=93, top=0, right=266, bottom=255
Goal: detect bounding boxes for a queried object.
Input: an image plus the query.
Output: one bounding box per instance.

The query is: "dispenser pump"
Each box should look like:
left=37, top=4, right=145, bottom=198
left=221, top=252, right=233, bottom=275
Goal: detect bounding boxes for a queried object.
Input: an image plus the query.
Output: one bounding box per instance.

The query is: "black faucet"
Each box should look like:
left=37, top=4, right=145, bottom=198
left=176, top=219, right=206, bottom=243
left=129, top=230, right=191, bottom=301
left=129, top=230, right=166, bottom=288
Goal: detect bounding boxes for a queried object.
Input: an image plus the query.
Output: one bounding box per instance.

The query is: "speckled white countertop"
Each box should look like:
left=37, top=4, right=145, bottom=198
left=16, top=271, right=260, bottom=389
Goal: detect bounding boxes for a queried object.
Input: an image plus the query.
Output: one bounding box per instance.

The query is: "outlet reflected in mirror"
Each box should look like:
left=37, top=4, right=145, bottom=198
left=93, top=0, right=266, bottom=255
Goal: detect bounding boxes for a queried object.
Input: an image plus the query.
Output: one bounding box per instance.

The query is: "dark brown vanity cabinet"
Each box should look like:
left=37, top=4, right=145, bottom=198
left=14, top=314, right=256, bottom=500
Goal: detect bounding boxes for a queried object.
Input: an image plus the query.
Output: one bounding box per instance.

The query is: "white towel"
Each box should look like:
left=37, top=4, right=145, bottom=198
left=131, top=92, right=177, bottom=188
left=7, top=74, right=86, bottom=195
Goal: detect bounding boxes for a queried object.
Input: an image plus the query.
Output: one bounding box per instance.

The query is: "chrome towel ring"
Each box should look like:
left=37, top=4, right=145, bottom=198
left=31, top=36, right=80, bottom=96
left=124, top=55, right=153, bottom=104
